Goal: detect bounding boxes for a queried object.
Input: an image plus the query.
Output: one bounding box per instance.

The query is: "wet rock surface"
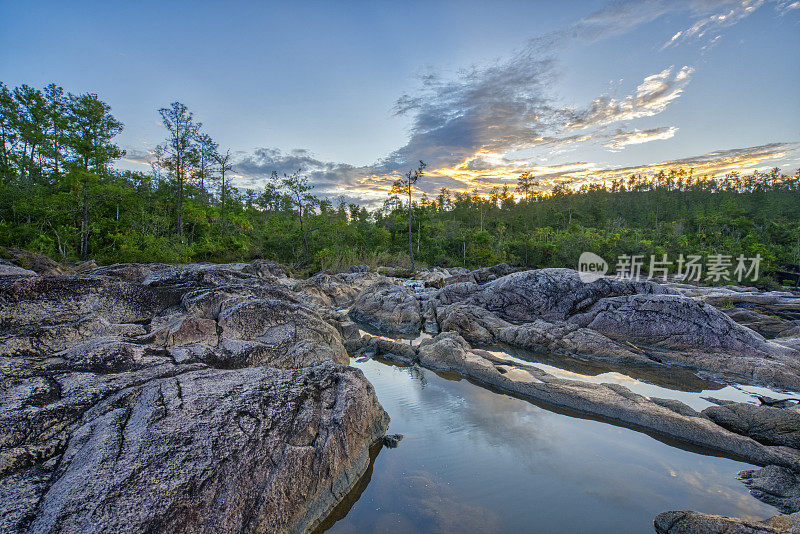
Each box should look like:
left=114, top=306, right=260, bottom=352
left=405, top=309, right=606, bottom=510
left=0, top=261, right=389, bottom=534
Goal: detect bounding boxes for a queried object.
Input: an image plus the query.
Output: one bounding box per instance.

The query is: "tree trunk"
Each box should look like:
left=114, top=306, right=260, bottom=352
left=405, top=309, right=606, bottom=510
left=408, top=187, right=415, bottom=272
left=298, top=199, right=310, bottom=261
left=221, top=170, right=226, bottom=222
left=176, top=157, right=183, bottom=237
left=81, top=175, right=89, bottom=262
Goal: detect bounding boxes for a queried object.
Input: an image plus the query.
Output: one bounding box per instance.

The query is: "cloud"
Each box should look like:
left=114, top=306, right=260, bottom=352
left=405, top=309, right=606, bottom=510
left=116, top=0, right=794, bottom=208
left=382, top=44, right=562, bottom=173
left=415, top=142, right=798, bottom=196
left=604, top=126, right=679, bottom=151
left=777, top=0, right=800, bottom=11
left=565, top=66, right=694, bottom=130
left=120, top=148, right=155, bottom=166
left=526, top=142, right=799, bottom=188
left=662, top=0, right=765, bottom=48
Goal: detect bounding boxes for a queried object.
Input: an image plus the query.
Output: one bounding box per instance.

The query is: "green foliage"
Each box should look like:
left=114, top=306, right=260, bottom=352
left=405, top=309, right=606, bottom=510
left=1, top=81, right=799, bottom=287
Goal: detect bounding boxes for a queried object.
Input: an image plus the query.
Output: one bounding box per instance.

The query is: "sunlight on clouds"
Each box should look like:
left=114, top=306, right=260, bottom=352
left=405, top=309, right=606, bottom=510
left=565, top=66, right=694, bottom=130
left=662, top=0, right=765, bottom=48
left=407, top=142, right=797, bottom=199
left=604, top=127, right=679, bottom=151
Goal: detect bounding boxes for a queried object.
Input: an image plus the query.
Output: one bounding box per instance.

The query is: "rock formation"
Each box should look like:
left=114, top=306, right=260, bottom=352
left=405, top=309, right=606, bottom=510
left=0, top=262, right=389, bottom=534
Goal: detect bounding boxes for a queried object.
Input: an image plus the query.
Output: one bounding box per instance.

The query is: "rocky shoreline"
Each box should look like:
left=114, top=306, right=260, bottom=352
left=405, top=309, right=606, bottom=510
left=3, top=256, right=800, bottom=532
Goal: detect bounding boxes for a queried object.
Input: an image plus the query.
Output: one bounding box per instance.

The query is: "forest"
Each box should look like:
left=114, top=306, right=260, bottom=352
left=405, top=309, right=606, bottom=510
left=1, top=82, right=799, bottom=284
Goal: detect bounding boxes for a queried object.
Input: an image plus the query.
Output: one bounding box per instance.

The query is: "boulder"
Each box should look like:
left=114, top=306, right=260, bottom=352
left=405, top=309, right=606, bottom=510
left=569, top=294, right=800, bottom=389
left=7, top=364, right=388, bottom=534
left=702, top=403, right=800, bottom=450
left=0, top=262, right=390, bottom=534
left=439, top=268, right=671, bottom=323
left=654, top=510, right=796, bottom=534
left=740, top=465, right=800, bottom=514
left=293, top=271, right=385, bottom=308
left=349, top=281, right=421, bottom=334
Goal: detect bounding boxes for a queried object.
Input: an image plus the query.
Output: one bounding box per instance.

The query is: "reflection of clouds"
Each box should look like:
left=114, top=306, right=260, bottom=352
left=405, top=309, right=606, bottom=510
left=346, top=359, right=776, bottom=531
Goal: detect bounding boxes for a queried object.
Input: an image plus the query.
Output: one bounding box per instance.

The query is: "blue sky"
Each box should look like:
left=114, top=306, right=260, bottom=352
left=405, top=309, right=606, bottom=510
left=2, top=0, right=798, bottom=203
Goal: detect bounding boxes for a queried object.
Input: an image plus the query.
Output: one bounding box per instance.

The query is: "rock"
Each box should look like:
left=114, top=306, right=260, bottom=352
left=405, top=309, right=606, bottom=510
left=654, top=510, right=794, bottom=534
left=416, top=267, right=452, bottom=288
left=404, top=334, right=800, bottom=473
left=383, top=433, right=404, bottom=448
left=437, top=303, right=511, bottom=345
left=216, top=296, right=348, bottom=368
left=74, top=259, right=98, bottom=272
left=0, top=261, right=390, bottom=534
left=349, top=281, right=421, bottom=334
left=570, top=295, right=781, bottom=357
left=0, top=248, right=70, bottom=276
left=84, top=262, right=172, bottom=282
left=569, top=294, right=800, bottom=390
left=348, top=264, right=370, bottom=273
left=417, top=332, right=474, bottom=372
left=725, top=308, right=798, bottom=339
left=243, top=259, right=288, bottom=279
left=0, top=261, right=37, bottom=277
left=356, top=334, right=417, bottom=364
left=471, top=262, right=514, bottom=284
left=702, top=403, right=800, bottom=449
left=739, top=465, right=800, bottom=514
left=18, top=364, right=388, bottom=534
left=497, top=319, right=650, bottom=365
left=421, top=299, right=439, bottom=334
left=439, top=268, right=671, bottom=323
left=293, top=271, right=385, bottom=308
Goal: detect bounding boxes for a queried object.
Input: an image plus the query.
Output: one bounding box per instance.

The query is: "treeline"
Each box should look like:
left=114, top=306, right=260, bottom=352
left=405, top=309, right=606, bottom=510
left=1, top=82, right=799, bottom=284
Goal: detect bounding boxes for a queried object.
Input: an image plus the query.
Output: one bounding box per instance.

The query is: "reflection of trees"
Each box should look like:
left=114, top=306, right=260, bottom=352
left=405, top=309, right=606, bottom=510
left=405, top=363, right=427, bottom=387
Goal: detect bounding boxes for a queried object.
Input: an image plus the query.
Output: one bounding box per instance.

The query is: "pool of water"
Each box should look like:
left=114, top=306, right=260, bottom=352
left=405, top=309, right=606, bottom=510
left=319, top=357, right=779, bottom=534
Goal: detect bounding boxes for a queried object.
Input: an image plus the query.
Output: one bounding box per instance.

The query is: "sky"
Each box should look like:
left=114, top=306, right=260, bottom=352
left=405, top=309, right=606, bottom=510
left=2, top=0, right=799, bottom=205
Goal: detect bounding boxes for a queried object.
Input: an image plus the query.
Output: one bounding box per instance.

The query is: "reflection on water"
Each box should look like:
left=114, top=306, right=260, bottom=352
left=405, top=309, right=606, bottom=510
left=322, top=358, right=778, bottom=534
left=490, top=346, right=800, bottom=411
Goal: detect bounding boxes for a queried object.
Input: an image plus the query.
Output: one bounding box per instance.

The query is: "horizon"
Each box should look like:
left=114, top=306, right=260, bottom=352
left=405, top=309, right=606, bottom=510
left=2, top=0, right=799, bottom=205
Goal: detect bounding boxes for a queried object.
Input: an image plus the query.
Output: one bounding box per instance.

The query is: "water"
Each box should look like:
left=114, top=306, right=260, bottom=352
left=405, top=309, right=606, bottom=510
left=319, top=357, right=780, bottom=534
left=485, top=346, right=800, bottom=411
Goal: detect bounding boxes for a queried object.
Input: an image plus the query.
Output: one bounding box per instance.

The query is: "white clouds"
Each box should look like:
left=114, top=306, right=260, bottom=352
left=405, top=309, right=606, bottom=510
left=565, top=66, right=694, bottom=130
left=120, top=148, right=155, bottom=166
left=604, top=126, right=679, bottom=150
left=662, top=0, right=765, bottom=48
left=777, top=0, right=800, bottom=12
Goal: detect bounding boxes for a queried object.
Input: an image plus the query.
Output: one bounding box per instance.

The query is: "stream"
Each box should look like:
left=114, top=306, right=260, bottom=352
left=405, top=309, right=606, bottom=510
left=317, top=350, right=789, bottom=533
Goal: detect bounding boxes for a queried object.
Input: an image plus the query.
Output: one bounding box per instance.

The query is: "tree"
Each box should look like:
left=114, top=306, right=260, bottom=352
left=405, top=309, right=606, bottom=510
left=516, top=171, right=537, bottom=201
left=43, top=84, right=69, bottom=177
left=13, top=84, right=49, bottom=182
left=279, top=169, right=318, bottom=263
left=156, top=102, right=201, bottom=238
left=193, top=132, right=217, bottom=194
left=213, top=148, right=233, bottom=222
left=0, top=82, right=18, bottom=181
left=66, top=92, right=123, bottom=261
left=392, top=160, right=426, bottom=271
